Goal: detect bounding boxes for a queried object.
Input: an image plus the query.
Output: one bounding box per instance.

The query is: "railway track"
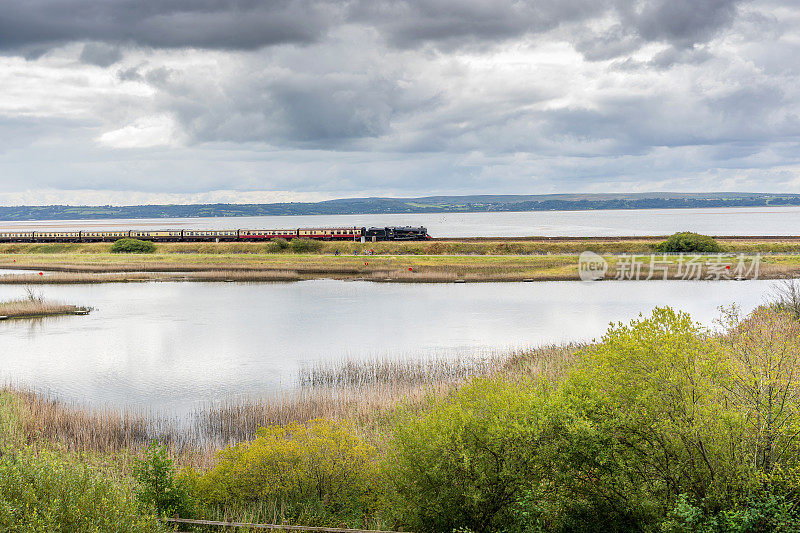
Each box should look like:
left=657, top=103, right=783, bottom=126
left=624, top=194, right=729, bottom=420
left=432, top=235, right=800, bottom=242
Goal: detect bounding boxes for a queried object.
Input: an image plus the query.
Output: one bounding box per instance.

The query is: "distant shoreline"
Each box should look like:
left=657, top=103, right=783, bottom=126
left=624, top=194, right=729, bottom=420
left=2, top=193, right=800, bottom=222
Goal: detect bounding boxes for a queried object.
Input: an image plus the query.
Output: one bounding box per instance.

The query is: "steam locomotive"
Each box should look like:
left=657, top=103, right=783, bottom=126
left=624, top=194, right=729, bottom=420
left=0, top=226, right=430, bottom=243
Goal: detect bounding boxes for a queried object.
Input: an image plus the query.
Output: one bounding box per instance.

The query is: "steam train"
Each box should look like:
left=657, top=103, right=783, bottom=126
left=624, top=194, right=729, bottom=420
left=0, top=226, right=430, bottom=243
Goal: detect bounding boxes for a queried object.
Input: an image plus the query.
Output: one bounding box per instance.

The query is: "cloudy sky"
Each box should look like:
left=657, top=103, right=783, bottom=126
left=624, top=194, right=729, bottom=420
left=0, top=0, right=798, bottom=205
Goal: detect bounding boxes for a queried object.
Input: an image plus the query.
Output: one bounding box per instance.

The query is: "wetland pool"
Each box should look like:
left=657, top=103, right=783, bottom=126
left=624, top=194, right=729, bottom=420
left=0, top=279, right=777, bottom=415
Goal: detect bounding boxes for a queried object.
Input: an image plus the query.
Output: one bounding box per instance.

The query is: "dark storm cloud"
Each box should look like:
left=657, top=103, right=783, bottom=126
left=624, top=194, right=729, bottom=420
left=349, top=0, right=745, bottom=58
left=0, top=0, right=746, bottom=59
left=0, top=0, right=341, bottom=51
left=79, top=43, right=122, bottom=67
left=148, top=65, right=429, bottom=149
left=348, top=0, right=608, bottom=49
left=621, top=0, right=740, bottom=48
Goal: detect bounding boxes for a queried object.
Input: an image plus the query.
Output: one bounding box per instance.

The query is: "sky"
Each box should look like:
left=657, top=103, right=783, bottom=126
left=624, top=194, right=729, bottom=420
left=0, top=0, right=799, bottom=205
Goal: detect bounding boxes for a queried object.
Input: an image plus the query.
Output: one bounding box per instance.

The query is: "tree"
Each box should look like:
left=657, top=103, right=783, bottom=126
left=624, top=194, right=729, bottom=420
left=717, top=306, right=800, bottom=477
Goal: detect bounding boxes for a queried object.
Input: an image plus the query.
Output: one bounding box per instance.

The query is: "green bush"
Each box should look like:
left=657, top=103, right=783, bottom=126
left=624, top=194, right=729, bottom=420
left=0, top=447, right=163, bottom=532
left=289, top=238, right=322, bottom=253
left=389, top=378, right=552, bottom=532
left=110, top=238, right=156, bottom=254
left=655, top=232, right=722, bottom=253
left=198, top=419, right=384, bottom=526
left=660, top=491, right=800, bottom=532
left=271, top=238, right=290, bottom=250
left=133, top=442, right=193, bottom=518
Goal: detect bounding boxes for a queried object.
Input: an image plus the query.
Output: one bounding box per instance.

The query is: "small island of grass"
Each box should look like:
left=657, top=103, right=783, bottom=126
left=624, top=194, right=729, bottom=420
left=0, top=293, right=90, bottom=320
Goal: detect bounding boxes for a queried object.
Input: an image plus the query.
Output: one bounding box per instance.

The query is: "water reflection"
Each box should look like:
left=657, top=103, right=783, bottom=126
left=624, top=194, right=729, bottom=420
left=0, top=279, right=774, bottom=415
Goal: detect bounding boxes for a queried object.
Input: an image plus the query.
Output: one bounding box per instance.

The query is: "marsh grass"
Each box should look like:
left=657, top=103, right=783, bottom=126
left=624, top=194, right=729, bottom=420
left=299, top=355, right=504, bottom=387
left=0, top=269, right=301, bottom=284
left=0, top=297, right=88, bottom=318
left=2, top=388, right=188, bottom=452
left=0, top=344, right=583, bottom=466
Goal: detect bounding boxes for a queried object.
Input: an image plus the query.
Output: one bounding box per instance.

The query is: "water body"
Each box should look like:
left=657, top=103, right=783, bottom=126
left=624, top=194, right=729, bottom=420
left=0, top=279, right=776, bottom=415
left=2, top=207, right=800, bottom=237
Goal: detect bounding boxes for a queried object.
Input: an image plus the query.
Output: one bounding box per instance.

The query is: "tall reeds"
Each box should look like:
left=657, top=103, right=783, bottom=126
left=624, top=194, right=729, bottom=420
left=1, top=344, right=583, bottom=465
left=0, top=290, right=89, bottom=317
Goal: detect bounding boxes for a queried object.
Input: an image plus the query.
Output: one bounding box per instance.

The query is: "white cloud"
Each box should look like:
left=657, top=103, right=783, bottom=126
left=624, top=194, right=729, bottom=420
left=97, top=114, right=183, bottom=148
left=0, top=188, right=334, bottom=206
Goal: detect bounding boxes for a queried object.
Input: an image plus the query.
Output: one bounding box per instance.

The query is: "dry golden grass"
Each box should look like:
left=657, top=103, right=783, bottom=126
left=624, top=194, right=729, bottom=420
left=299, top=355, right=507, bottom=387
left=0, top=270, right=301, bottom=284
left=3, top=236, right=800, bottom=256
left=0, top=298, right=87, bottom=318
left=0, top=244, right=787, bottom=283
left=0, top=344, right=584, bottom=466
left=4, top=389, right=153, bottom=451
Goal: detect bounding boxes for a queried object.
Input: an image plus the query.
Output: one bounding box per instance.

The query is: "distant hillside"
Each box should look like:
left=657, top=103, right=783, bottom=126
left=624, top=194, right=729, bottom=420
left=2, top=192, right=800, bottom=221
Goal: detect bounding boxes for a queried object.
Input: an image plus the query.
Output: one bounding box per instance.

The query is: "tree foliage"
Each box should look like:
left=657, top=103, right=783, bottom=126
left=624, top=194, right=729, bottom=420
left=0, top=448, right=163, bottom=532
left=389, top=378, right=553, bottom=532
left=110, top=238, right=156, bottom=254
left=133, top=442, right=193, bottom=518
left=655, top=232, right=722, bottom=253
left=198, top=419, right=383, bottom=525
left=289, top=238, right=322, bottom=253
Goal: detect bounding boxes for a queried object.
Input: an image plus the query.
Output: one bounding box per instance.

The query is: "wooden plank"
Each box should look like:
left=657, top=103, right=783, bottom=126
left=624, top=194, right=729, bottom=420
left=162, top=517, right=408, bottom=533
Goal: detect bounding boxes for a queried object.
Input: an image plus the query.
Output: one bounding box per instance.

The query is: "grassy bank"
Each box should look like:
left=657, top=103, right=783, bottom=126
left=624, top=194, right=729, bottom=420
left=4, top=236, right=800, bottom=256
left=2, top=235, right=800, bottom=283
left=0, top=252, right=792, bottom=283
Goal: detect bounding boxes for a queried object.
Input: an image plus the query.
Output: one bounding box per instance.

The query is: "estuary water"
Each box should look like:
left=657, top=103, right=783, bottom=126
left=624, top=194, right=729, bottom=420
left=2, top=206, right=800, bottom=237
left=0, top=279, right=777, bottom=415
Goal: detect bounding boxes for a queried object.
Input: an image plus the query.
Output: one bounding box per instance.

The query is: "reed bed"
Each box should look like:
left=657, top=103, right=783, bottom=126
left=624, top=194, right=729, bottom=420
left=1, top=344, right=584, bottom=467
left=299, top=355, right=504, bottom=387
left=195, top=384, right=444, bottom=446
left=0, top=270, right=301, bottom=283
left=500, top=343, right=585, bottom=381
left=2, top=388, right=179, bottom=452
left=0, top=272, right=150, bottom=284
left=0, top=298, right=88, bottom=318
left=182, top=269, right=300, bottom=281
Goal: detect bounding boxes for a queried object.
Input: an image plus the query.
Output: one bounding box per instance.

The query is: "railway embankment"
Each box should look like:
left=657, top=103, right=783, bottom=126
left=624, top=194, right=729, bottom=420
left=0, top=236, right=799, bottom=283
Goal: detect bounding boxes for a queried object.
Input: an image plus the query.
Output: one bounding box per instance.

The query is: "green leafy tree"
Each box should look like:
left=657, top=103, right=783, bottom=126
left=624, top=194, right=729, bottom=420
left=574, top=308, right=740, bottom=513
left=133, top=442, right=192, bottom=518
left=389, top=378, right=555, bottom=532
left=716, top=306, right=800, bottom=477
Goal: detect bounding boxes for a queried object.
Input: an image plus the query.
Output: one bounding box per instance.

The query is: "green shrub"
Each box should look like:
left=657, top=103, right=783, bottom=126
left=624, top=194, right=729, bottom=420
left=110, top=238, right=156, bottom=254
left=659, top=491, right=800, bottom=533
left=289, top=238, right=322, bottom=253
left=655, top=232, right=722, bottom=253
left=0, top=447, right=163, bottom=532
left=198, top=419, right=383, bottom=526
left=389, top=377, right=552, bottom=532
left=271, top=238, right=290, bottom=250
left=133, top=442, right=193, bottom=518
